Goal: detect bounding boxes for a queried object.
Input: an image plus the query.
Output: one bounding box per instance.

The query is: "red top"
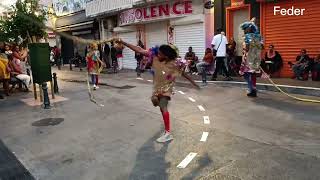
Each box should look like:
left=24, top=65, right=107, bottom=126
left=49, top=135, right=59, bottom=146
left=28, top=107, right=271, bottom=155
left=203, top=52, right=214, bottom=64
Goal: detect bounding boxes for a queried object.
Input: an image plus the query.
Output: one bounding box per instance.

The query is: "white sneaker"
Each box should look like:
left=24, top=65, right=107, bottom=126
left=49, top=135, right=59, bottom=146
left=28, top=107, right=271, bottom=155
left=93, top=84, right=97, bottom=90
left=156, top=131, right=173, bottom=143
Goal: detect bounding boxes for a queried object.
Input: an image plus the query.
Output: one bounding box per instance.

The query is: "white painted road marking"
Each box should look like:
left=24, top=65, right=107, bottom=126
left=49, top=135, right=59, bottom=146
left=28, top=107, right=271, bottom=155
left=200, top=132, right=209, bottom=142
left=177, top=152, right=197, bottom=168
left=136, top=77, right=143, bottom=80
left=178, top=91, right=185, bottom=95
left=203, top=116, right=210, bottom=124
left=147, top=80, right=153, bottom=82
left=198, top=105, right=205, bottom=112
left=188, top=97, right=196, bottom=102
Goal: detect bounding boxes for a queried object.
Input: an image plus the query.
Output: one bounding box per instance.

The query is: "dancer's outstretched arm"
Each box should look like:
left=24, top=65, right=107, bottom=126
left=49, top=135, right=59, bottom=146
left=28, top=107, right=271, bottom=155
left=182, top=72, right=200, bottom=89
left=117, top=39, right=149, bottom=56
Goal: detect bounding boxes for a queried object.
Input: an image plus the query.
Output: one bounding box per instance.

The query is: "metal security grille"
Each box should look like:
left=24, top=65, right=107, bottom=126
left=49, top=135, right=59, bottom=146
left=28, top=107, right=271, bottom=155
left=0, top=140, right=35, bottom=180
left=261, top=0, right=320, bottom=77
left=119, top=31, right=138, bottom=69
left=175, top=23, right=206, bottom=60
left=146, top=21, right=168, bottom=48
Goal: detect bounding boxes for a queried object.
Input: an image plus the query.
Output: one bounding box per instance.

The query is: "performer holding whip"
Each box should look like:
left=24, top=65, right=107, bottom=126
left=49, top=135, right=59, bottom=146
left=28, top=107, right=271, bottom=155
left=239, top=18, right=264, bottom=97
left=115, top=38, right=200, bottom=143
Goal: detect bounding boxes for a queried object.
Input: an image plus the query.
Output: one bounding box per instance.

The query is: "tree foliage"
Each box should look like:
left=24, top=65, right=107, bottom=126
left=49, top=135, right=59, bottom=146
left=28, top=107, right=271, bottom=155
left=0, top=0, right=47, bottom=44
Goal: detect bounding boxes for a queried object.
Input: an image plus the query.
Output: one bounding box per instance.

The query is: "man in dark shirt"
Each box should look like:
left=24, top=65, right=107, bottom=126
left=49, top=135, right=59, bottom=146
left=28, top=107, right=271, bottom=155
left=291, top=49, right=312, bottom=80
left=110, top=42, right=118, bottom=73
left=103, top=43, right=111, bottom=68
left=184, top=47, right=197, bottom=73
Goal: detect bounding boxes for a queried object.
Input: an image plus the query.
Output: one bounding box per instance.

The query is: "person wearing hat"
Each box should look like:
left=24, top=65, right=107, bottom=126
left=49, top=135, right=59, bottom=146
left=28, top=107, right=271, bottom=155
left=115, top=38, right=200, bottom=143
left=239, top=18, right=264, bottom=97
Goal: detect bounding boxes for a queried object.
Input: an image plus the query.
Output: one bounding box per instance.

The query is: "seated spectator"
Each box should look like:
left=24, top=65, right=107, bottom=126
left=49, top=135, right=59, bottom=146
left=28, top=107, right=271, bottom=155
left=0, top=53, right=10, bottom=97
left=227, top=38, right=238, bottom=76
left=262, top=44, right=283, bottom=76
left=184, top=47, right=198, bottom=74
left=196, top=48, right=215, bottom=85
left=4, top=44, right=12, bottom=58
left=10, top=45, right=31, bottom=91
left=312, top=54, right=320, bottom=81
left=289, top=49, right=312, bottom=80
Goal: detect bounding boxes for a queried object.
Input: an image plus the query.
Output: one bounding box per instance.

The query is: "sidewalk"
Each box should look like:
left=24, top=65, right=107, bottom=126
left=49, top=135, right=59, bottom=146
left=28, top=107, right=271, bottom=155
left=54, top=66, right=320, bottom=97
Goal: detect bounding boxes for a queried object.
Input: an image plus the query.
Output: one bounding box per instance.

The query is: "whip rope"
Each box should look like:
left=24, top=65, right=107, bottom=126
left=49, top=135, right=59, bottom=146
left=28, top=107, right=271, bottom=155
left=260, top=67, right=320, bottom=103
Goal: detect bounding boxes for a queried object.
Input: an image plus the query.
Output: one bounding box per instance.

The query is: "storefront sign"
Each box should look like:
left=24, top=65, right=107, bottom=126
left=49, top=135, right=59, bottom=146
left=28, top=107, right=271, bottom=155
left=231, top=0, right=244, bottom=7
left=119, top=1, right=193, bottom=26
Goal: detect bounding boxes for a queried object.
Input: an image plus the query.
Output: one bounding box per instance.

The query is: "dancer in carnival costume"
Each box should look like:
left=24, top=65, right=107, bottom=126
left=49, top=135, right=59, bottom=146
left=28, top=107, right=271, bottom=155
left=115, top=38, right=200, bottom=143
left=239, top=18, right=264, bottom=97
left=86, top=43, right=104, bottom=90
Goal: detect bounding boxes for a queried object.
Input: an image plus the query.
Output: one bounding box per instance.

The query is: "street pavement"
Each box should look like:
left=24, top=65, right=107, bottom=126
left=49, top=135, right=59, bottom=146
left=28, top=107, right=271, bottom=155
left=0, top=68, right=320, bottom=180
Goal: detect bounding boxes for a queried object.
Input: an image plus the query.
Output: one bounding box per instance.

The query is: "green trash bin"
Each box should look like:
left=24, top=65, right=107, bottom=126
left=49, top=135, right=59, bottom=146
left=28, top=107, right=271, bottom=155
left=29, top=43, right=52, bottom=84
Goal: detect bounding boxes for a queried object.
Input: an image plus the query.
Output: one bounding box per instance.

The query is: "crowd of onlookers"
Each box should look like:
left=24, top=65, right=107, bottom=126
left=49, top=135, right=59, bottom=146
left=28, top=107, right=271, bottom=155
left=289, top=49, right=320, bottom=81
left=2, top=35, right=320, bottom=99
left=180, top=30, right=320, bottom=83
left=0, top=43, right=31, bottom=99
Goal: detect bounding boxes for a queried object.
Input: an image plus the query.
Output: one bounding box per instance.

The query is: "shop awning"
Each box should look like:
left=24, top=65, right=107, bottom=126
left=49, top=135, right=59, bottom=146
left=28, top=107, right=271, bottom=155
left=56, top=21, right=94, bottom=32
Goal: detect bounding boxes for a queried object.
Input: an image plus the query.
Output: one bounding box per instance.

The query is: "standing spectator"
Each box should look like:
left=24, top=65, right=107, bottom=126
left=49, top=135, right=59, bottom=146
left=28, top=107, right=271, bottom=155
left=312, top=54, right=320, bottom=81
left=110, top=42, right=118, bottom=73
left=135, top=40, right=145, bottom=77
left=53, top=46, right=61, bottom=70
left=211, top=28, right=232, bottom=81
left=116, top=46, right=123, bottom=70
left=196, top=48, right=214, bottom=86
left=50, top=47, right=55, bottom=65
left=291, top=49, right=312, bottom=80
left=262, top=44, right=283, bottom=76
left=184, top=47, right=198, bottom=74
left=103, top=43, right=111, bottom=68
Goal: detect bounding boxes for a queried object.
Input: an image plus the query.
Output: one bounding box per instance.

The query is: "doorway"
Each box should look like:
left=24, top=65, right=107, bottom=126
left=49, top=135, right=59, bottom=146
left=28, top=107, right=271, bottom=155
left=226, top=5, right=250, bottom=56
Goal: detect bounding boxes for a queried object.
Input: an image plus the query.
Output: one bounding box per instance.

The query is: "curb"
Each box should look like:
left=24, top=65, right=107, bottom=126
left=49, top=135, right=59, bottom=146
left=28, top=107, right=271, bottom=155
left=191, top=80, right=320, bottom=97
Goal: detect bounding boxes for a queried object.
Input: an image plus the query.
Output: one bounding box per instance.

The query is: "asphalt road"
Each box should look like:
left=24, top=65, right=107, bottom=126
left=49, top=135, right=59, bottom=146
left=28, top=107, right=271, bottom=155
left=0, top=69, right=319, bottom=180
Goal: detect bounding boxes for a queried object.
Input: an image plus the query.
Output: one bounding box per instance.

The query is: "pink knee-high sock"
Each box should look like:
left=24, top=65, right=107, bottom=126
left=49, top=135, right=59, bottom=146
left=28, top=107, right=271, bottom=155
left=96, top=75, right=99, bottom=85
left=162, top=111, right=170, bottom=132
left=252, top=73, right=257, bottom=89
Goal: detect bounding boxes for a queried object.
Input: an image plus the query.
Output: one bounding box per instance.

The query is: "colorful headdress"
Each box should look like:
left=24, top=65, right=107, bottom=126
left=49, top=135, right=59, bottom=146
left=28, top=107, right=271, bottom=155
left=240, top=17, right=259, bottom=33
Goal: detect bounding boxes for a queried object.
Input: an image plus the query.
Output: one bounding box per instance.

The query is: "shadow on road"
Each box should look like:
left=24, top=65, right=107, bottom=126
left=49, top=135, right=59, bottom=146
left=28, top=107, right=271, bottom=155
left=128, top=132, right=170, bottom=180
left=181, top=153, right=213, bottom=180
left=253, top=96, right=320, bottom=119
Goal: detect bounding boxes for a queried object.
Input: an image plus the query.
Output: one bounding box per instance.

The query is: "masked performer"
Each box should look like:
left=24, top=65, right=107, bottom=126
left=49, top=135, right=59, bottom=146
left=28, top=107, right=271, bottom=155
left=86, top=43, right=104, bottom=90
left=239, top=18, right=263, bottom=97
left=116, top=38, right=200, bottom=143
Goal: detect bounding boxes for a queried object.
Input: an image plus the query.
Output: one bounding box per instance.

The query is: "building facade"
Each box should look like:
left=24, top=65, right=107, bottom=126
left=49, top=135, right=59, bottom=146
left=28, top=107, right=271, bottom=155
left=54, top=0, right=99, bottom=64
left=220, top=0, right=320, bottom=77
left=259, top=0, right=320, bottom=77
left=85, top=0, right=215, bottom=70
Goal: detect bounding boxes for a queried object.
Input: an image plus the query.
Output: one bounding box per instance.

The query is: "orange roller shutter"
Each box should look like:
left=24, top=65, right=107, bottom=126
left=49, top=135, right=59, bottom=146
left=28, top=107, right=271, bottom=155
left=261, top=0, right=320, bottom=77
